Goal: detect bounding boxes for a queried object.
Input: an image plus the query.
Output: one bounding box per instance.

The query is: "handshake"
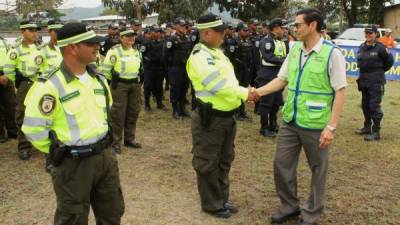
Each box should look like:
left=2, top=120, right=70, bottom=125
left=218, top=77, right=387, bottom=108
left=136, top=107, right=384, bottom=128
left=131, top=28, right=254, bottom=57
left=247, top=87, right=261, bottom=103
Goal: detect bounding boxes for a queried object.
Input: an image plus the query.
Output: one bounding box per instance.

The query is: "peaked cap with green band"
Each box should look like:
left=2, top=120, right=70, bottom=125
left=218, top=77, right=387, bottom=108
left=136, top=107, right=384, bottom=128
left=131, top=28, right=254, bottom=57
left=57, top=22, right=107, bottom=47
left=120, top=29, right=136, bottom=37
left=196, top=13, right=226, bottom=31
left=19, top=20, right=38, bottom=29
left=48, top=19, right=63, bottom=30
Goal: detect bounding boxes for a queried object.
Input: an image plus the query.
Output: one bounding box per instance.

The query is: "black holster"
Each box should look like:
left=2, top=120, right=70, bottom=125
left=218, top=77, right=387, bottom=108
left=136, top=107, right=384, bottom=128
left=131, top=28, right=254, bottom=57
left=49, top=130, right=67, bottom=167
left=196, top=98, right=213, bottom=128
left=15, top=70, right=26, bottom=88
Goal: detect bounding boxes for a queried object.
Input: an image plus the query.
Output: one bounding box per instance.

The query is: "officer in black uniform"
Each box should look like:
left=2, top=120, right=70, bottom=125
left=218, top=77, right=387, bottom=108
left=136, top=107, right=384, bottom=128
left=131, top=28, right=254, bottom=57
left=356, top=25, right=393, bottom=141
left=233, top=23, right=255, bottom=120
left=222, top=23, right=237, bottom=63
left=261, top=20, right=270, bottom=37
left=131, top=19, right=143, bottom=49
left=162, top=18, right=192, bottom=119
left=256, top=18, right=287, bottom=137
left=100, top=23, right=120, bottom=56
left=248, top=18, right=262, bottom=86
left=141, top=25, right=167, bottom=112
left=187, top=22, right=199, bottom=110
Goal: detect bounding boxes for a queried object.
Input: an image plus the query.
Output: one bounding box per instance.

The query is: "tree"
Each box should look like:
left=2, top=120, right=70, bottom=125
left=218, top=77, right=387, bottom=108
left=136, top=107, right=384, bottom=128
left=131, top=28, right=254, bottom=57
left=100, top=8, right=120, bottom=16
left=15, top=0, right=64, bottom=19
left=102, top=0, right=150, bottom=20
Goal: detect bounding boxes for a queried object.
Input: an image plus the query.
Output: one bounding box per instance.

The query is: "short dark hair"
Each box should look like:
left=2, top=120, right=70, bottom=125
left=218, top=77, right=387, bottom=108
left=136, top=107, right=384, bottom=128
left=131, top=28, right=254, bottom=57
left=296, top=8, right=324, bottom=32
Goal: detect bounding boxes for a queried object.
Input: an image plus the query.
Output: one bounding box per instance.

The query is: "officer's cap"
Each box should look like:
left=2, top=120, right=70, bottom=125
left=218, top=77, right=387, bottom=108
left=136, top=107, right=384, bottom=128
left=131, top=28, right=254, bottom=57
left=153, top=25, right=162, bottom=32
left=365, top=25, right=378, bottom=34
left=47, top=19, right=63, bottom=30
left=166, top=22, right=174, bottom=28
left=226, top=22, right=234, bottom=30
left=20, top=20, right=39, bottom=30
left=269, top=18, right=286, bottom=29
left=236, top=22, right=249, bottom=32
left=262, top=20, right=269, bottom=27
left=174, top=18, right=186, bottom=26
left=196, top=13, right=226, bottom=32
left=249, top=18, right=259, bottom=25
left=109, top=23, right=119, bottom=30
left=119, top=28, right=136, bottom=37
left=131, top=19, right=142, bottom=26
left=57, top=22, right=107, bottom=48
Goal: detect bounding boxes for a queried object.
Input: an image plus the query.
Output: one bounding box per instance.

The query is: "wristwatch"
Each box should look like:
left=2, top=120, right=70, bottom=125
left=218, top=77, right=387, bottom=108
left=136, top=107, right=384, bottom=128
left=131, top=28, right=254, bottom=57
left=326, top=125, right=336, bottom=133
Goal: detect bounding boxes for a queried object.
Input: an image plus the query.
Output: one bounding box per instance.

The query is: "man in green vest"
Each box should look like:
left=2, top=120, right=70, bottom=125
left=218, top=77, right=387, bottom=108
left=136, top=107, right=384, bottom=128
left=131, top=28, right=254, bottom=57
left=22, top=22, right=124, bottom=225
left=187, top=13, right=259, bottom=219
left=254, top=8, right=347, bottom=225
left=39, top=19, right=63, bottom=77
left=3, top=20, right=44, bottom=160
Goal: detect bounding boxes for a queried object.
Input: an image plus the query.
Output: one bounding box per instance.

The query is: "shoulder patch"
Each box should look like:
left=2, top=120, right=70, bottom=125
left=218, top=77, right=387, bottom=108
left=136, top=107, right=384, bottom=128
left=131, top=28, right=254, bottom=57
left=39, top=95, right=56, bottom=115
left=229, top=45, right=235, bottom=53
left=35, top=55, right=44, bottom=65
left=9, top=51, right=17, bottom=60
left=166, top=41, right=173, bottom=49
left=255, top=41, right=260, bottom=48
left=191, top=35, right=197, bottom=42
left=207, top=57, right=215, bottom=65
left=265, top=42, right=272, bottom=50
left=140, top=45, right=146, bottom=52
left=110, top=55, right=117, bottom=64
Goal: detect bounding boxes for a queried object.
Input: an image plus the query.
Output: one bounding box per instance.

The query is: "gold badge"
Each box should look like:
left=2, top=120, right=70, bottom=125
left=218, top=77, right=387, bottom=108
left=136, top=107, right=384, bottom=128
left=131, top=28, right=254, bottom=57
left=110, top=55, right=117, bottom=64
left=35, top=55, right=43, bottom=65
left=39, top=95, right=56, bottom=115
left=9, top=52, right=17, bottom=60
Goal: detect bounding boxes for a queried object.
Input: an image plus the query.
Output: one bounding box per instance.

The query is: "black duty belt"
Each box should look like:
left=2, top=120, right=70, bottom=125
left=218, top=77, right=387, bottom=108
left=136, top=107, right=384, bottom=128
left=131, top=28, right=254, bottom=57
left=211, top=108, right=236, bottom=118
left=65, top=136, right=111, bottom=158
left=117, top=77, right=139, bottom=84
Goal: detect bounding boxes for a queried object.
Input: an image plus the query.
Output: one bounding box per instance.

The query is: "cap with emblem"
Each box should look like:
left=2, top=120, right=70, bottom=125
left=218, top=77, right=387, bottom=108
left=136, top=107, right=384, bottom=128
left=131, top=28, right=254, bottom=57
left=57, top=22, right=107, bottom=47
left=47, top=19, right=63, bottom=30
left=269, top=18, right=286, bottom=30
left=365, top=25, right=378, bottom=33
left=236, top=22, right=249, bottom=32
left=174, top=17, right=186, bottom=26
left=20, top=20, right=39, bottom=30
left=196, top=13, right=226, bottom=32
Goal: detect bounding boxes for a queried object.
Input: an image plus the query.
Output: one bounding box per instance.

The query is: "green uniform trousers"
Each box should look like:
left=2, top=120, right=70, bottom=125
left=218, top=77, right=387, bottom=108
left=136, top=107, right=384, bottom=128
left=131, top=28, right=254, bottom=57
left=191, top=111, right=236, bottom=211
left=110, top=82, right=141, bottom=147
left=0, top=80, right=17, bottom=138
left=274, top=123, right=329, bottom=224
left=16, top=80, right=33, bottom=151
left=51, top=147, right=125, bottom=225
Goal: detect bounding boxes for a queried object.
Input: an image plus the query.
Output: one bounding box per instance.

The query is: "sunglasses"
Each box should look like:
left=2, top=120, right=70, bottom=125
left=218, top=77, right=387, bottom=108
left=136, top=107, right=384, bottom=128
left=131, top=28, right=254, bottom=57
left=365, top=31, right=374, bottom=34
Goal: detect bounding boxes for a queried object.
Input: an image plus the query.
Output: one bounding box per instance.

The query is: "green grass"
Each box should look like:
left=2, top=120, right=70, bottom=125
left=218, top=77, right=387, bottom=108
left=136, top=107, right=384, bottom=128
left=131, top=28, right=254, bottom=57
left=0, top=77, right=399, bottom=225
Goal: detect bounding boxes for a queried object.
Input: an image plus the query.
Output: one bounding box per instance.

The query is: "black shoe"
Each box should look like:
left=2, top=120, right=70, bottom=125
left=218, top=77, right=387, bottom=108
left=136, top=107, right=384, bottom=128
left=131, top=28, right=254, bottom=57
left=260, top=129, right=276, bottom=137
left=124, top=140, right=142, bottom=149
left=0, top=136, right=6, bottom=144
left=364, top=132, right=380, bottom=141
left=157, top=103, right=168, bottom=111
left=204, top=208, right=231, bottom=218
left=299, top=219, right=314, bottom=225
left=172, top=111, right=181, bottom=119
left=18, top=150, right=31, bottom=160
left=355, top=127, right=371, bottom=135
left=113, top=146, right=121, bottom=154
left=144, top=105, right=151, bottom=112
left=7, top=132, right=17, bottom=139
left=224, top=202, right=238, bottom=214
left=271, top=209, right=301, bottom=223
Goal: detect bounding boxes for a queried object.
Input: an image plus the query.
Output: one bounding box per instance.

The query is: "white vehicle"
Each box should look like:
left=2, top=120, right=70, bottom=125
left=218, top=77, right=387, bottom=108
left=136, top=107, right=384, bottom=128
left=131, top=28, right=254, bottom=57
left=332, top=27, right=390, bottom=47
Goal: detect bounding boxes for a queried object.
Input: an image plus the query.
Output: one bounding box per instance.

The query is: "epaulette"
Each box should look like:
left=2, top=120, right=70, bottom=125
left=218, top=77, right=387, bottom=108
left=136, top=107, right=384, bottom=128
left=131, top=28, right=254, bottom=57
left=38, top=67, right=60, bottom=82
left=111, top=44, right=121, bottom=49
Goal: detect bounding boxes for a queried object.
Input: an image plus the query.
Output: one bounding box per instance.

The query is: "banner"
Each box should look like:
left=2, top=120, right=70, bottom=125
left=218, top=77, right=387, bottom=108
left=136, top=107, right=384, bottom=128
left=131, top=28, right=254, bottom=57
left=338, top=45, right=400, bottom=81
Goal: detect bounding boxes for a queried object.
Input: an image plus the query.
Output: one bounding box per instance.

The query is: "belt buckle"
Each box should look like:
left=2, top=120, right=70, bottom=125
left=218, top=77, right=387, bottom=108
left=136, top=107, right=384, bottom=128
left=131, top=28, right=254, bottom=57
left=70, top=149, right=80, bottom=159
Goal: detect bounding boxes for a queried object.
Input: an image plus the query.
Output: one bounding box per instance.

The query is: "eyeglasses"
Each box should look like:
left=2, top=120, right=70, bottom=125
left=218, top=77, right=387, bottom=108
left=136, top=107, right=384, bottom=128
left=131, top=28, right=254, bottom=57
left=293, top=22, right=306, bottom=28
left=365, top=31, right=374, bottom=35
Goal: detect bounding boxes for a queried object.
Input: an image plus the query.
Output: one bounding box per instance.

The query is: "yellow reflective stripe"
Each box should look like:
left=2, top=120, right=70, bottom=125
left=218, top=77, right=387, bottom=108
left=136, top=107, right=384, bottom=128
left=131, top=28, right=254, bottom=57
left=23, top=117, right=52, bottom=127
left=25, top=129, right=50, bottom=141
left=196, top=20, right=223, bottom=30
left=58, top=31, right=96, bottom=47
left=209, top=78, right=227, bottom=93
left=48, top=24, right=63, bottom=30
left=64, top=131, right=108, bottom=146
left=20, top=24, right=38, bottom=29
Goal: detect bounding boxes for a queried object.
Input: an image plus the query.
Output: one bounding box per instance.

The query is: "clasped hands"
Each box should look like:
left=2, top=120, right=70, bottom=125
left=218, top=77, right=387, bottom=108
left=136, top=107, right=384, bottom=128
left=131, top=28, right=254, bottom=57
left=247, top=87, right=261, bottom=103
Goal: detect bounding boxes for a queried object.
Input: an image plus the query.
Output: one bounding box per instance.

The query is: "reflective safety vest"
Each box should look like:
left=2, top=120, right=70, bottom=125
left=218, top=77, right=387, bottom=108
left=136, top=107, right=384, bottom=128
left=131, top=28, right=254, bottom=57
left=0, top=38, right=9, bottom=71
left=101, top=44, right=142, bottom=80
left=282, top=41, right=335, bottom=130
left=22, top=63, right=112, bottom=153
left=40, top=43, right=62, bottom=76
left=4, top=43, right=43, bottom=81
left=261, top=39, right=287, bottom=66
left=186, top=43, right=248, bottom=111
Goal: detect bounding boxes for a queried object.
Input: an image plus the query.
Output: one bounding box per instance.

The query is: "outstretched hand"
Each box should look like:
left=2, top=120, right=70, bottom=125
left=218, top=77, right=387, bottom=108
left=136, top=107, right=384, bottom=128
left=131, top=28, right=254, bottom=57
left=247, top=86, right=260, bottom=103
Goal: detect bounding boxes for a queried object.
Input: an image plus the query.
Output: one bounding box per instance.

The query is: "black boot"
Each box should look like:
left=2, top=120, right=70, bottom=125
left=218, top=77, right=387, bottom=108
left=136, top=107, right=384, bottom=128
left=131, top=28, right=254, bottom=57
left=179, top=102, right=190, bottom=117
left=364, top=131, right=380, bottom=141
left=260, top=113, right=275, bottom=137
left=355, top=127, right=371, bottom=135
left=157, top=101, right=167, bottom=111
left=269, top=112, right=278, bottom=133
left=172, top=102, right=180, bottom=119
left=144, top=91, right=151, bottom=112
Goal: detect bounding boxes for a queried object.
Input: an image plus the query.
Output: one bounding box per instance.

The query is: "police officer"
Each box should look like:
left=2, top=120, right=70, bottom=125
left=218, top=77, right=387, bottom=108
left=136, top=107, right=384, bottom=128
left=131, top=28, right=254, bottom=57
left=100, top=23, right=120, bottom=56
left=255, top=8, right=347, bottom=225
left=261, top=20, right=270, bottom=37
left=163, top=18, right=192, bottom=119
left=141, top=26, right=167, bottom=111
left=222, top=23, right=237, bottom=63
left=356, top=25, right=394, bottom=141
left=187, top=13, right=258, bottom=219
left=0, top=37, right=17, bottom=143
left=233, top=23, right=256, bottom=120
left=256, top=18, right=287, bottom=137
left=131, top=19, right=143, bottom=49
left=102, top=28, right=143, bottom=153
left=22, top=22, right=124, bottom=225
left=3, top=20, right=44, bottom=160
left=39, top=19, right=63, bottom=76
left=248, top=18, right=262, bottom=86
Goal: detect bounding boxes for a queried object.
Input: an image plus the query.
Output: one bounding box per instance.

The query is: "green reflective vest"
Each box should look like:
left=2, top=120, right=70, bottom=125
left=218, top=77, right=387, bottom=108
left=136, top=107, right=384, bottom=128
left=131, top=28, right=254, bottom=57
left=186, top=43, right=248, bottom=111
left=22, top=63, right=112, bottom=153
left=261, top=39, right=287, bottom=66
left=101, top=44, right=142, bottom=80
left=4, top=43, right=43, bottom=81
left=282, top=41, right=335, bottom=130
left=40, top=43, right=62, bottom=76
left=0, top=38, right=9, bottom=71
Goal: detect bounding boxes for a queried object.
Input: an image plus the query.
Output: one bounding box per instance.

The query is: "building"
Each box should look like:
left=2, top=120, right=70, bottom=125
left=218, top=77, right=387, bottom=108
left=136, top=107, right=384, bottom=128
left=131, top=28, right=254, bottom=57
left=80, top=13, right=159, bottom=29
left=384, top=3, right=400, bottom=38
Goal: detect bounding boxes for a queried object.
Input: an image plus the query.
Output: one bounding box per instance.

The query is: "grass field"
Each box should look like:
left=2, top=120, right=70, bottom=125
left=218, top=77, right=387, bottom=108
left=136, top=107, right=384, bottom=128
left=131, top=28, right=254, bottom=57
left=0, top=77, right=399, bottom=225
